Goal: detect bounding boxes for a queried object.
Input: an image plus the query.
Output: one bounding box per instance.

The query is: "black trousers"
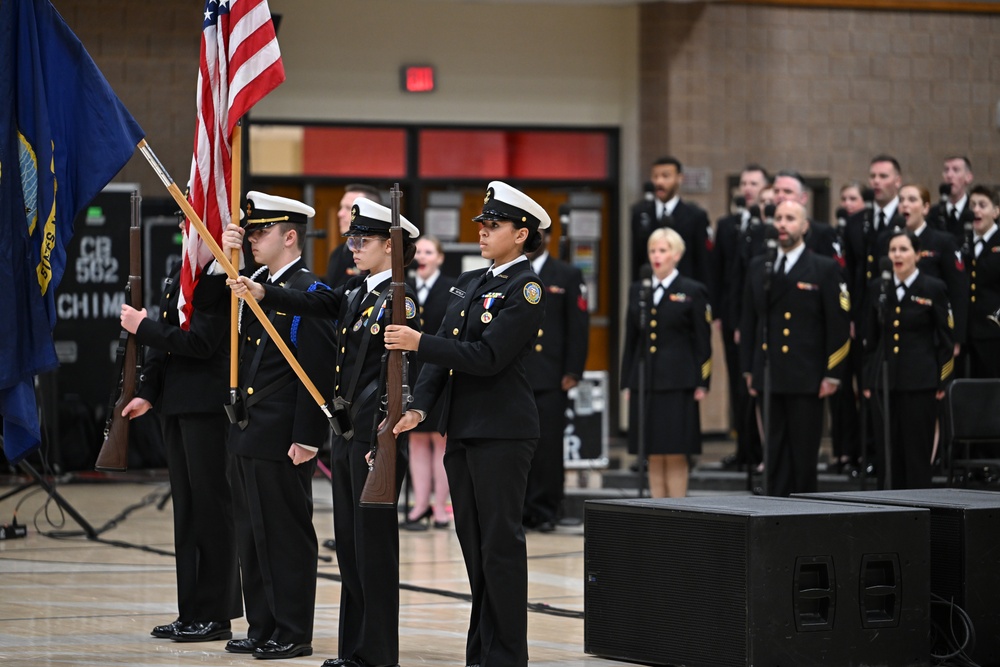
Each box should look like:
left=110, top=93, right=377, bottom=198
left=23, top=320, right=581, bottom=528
left=724, top=325, right=761, bottom=464
left=331, top=436, right=405, bottom=665
left=232, top=454, right=317, bottom=644
left=523, top=389, right=568, bottom=526
left=446, top=437, right=536, bottom=667
left=162, top=413, right=240, bottom=623
left=764, top=393, right=824, bottom=497
left=870, top=389, right=938, bottom=490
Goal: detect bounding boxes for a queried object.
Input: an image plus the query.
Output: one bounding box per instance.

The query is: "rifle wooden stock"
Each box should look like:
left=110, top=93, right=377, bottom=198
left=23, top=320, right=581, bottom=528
left=96, top=200, right=142, bottom=472
left=360, top=185, right=405, bottom=507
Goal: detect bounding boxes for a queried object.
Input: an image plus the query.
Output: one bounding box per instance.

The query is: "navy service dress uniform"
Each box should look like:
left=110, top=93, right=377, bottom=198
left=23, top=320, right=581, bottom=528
left=227, top=194, right=336, bottom=657
left=261, top=198, right=421, bottom=667
left=410, top=181, right=548, bottom=667
left=523, top=252, right=589, bottom=530
left=621, top=272, right=712, bottom=456
left=136, top=265, right=241, bottom=637
left=863, top=271, right=954, bottom=489
left=740, top=248, right=851, bottom=497
left=630, top=195, right=713, bottom=289
left=966, top=225, right=1000, bottom=378
left=408, top=270, right=457, bottom=437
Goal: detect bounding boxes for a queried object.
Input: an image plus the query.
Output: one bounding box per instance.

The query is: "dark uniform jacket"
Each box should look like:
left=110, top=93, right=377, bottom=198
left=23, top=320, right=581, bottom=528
left=842, top=209, right=904, bottom=321
left=525, top=256, right=589, bottom=392
left=229, top=259, right=336, bottom=461
left=872, top=226, right=968, bottom=344
left=712, top=212, right=743, bottom=330
left=412, top=260, right=545, bottom=440
left=862, top=272, right=954, bottom=392
left=740, top=250, right=851, bottom=394
left=262, top=274, right=419, bottom=445
left=928, top=200, right=974, bottom=250
left=966, top=228, right=1000, bottom=342
left=136, top=267, right=229, bottom=415
left=630, top=198, right=713, bottom=291
left=621, top=274, right=712, bottom=392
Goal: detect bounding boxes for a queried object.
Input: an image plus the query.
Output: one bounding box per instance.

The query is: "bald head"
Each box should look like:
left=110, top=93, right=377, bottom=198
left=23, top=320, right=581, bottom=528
left=774, top=200, right=808, bottom=250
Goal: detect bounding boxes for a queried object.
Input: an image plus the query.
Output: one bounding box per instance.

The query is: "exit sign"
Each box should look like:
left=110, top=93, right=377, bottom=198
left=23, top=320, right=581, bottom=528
left=401, top=65, right=435, bottom=93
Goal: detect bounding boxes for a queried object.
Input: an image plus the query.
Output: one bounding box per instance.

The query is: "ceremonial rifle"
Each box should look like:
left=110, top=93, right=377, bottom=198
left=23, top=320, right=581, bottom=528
left=95, top=192, right=143, bottom=471
left=360, top=184, right=408, bottom=507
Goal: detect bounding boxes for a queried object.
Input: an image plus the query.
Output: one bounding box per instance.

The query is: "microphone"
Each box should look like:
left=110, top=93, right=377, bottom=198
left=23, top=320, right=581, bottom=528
left=643, top=181, right=655, bottom=202
left=878, top=256, right=893, bottom=313
left=835, top=206, right=848, bottom=232
left=861, top=187, right=875, bottom=234
left=558, top=204, right=572, bottom=261
left=764, top=204, right=776, bottom=227
left=938, top=182, right=952, bottom=206
left=638, top=264, right=653, bottom=330
left=733, top=195, right=746, bottom=215
left=763, top=225, right=779, bottom=291
left=748, top=204, right=762, bottom=226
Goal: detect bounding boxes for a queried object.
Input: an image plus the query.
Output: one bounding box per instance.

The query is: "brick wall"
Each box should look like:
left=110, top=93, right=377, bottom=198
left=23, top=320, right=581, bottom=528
left=640, top=3, right=1000, bottom=221
left=55, top=0, right=200, bottom=198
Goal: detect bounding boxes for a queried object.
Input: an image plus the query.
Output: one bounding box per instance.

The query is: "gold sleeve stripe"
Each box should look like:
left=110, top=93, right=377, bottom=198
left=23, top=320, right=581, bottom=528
left=941, top=358, right=954, bottom=381
left=827, top=340, right=850, bottom=370
left=701, top=359, right=712, bottom=380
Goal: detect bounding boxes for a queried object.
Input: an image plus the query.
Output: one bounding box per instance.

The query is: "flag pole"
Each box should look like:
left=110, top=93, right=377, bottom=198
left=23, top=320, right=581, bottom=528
left=137, top=138, right=337, bottom=425
left=229, top=122, right=243, bottom=396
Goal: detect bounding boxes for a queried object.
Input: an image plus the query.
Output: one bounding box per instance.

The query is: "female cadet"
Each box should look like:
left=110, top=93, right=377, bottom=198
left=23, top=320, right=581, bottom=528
left=966, top=184, right=1000, bottom=378
left=863, top=229, right=954, bottom=489
left=384, top=181, right=548, bottom=667
left=403, top=235, right=455, bottom=529
left=621, top=227, right=712, bottom=498
left=229, top=197, right=419, bottom=667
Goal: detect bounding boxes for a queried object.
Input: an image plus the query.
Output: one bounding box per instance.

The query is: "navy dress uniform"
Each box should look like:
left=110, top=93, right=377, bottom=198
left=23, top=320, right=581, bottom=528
left=966, top=225, right=1000, bottom=378
left=523, top=250, right=589, bottom=530
left=260, top=197, right=420, bottom=667
left=409, top=181, right=548, bottom=667
left=621, top=272, right=712, bottom=455
left=408, top=269, right=457, bottom=438
left=136, top=265, right=241, bottom=640
left=740, top=248, right=851, bottom=497
left=630, top=196, right=713, bottom=289
left=226, top=193, right=336, bottom=658
left=863, top=271, right=954, bottom=489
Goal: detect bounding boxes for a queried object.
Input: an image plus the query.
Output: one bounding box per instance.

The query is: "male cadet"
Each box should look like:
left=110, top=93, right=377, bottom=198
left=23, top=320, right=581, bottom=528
left=715, top=164, right=770, bottom=470
left=630, top=155, right=713, bottom=289
left=740, top=200, right=851, bottom=497
left=219, top=192, right=336, bottom=660
left=325, top=184, right=382, bottom=289
left=523, top=227, right=589, bottom=532
left=965, top=184, right=1000, bottom=378
left=928, top=155, right=976, bottom=249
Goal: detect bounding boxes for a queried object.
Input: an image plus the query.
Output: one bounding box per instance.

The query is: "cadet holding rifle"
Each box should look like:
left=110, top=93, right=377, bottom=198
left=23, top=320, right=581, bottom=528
left=386, top=181, right=548, bottom=667
left=230, top=195, right=420, bottom=667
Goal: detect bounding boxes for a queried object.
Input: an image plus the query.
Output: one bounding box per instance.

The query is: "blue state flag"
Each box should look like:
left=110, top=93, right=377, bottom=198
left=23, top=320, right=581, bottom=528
left=1, top=0, right=145, bottom=464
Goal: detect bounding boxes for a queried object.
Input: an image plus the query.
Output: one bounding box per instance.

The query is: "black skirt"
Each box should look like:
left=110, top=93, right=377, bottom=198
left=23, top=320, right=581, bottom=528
left=627, top=389, right=701, bottom=456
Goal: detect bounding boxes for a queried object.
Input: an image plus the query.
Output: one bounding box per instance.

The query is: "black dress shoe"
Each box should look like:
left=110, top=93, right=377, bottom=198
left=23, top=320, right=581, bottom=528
left=173, top=620, right=232, bottom=642
left=150, top=619, right=186, bottom=638
left=536, top=520, right=556, bottom=533
left=323, top=538, right=337, bottom=551
left=719, top=454, right=746, bottom=471
left=226, top=637, right=266, bottom=653
left=253, top=640, right=313, bottom=660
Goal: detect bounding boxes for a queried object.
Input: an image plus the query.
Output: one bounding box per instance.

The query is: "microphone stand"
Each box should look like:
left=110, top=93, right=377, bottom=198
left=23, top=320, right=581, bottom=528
left=858, top=196, right=874, bottom=489
left=759, top=240, right=777, bottom=495
left=877, top=274, right=893, bottom=490
left=635, top=275, right=651, bottom=498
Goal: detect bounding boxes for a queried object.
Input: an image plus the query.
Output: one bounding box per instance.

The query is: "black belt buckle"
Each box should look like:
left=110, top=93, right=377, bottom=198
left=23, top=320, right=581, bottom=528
left=224, top=388, right=249, bottom=430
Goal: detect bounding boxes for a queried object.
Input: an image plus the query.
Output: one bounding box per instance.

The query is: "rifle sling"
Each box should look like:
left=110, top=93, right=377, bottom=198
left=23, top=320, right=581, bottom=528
left=103, top=330, right=131, bottom=429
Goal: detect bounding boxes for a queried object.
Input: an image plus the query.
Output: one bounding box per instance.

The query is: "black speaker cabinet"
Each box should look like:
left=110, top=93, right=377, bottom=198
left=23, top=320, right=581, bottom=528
left=584, top=496, right=930, bottom=667
left=800, top=488, right=1000, bottom=666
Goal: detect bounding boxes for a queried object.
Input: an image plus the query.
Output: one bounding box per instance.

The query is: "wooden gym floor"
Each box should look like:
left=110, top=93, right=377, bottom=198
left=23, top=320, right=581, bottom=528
left=0, top=476, right=635, bottom=667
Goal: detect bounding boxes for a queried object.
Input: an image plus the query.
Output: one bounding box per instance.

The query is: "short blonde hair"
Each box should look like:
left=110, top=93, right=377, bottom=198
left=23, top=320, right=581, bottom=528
left=648, top=226, right=686, bottom=258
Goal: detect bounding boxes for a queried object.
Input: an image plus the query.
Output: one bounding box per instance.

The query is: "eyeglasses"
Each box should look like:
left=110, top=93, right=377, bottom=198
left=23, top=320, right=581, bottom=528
left=346, top=236, right=377, bottom=251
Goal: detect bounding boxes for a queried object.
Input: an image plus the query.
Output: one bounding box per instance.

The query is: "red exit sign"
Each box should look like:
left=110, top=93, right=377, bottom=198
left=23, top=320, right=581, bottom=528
left=401, top=65, right=435, bottom=93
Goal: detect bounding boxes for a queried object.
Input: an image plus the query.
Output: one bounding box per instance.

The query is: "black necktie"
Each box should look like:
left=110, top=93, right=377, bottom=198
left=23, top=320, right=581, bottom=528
left=474, top=270, right=493, bottom=294
left=975, top=238, right=984, bottom=258
left=652, top=283, right=664, bottom=305
left=896, top=283, right=905, bottom=302
left=878, top=210, right=886, bottom=231
left=776, top=255, right=787, bottom=275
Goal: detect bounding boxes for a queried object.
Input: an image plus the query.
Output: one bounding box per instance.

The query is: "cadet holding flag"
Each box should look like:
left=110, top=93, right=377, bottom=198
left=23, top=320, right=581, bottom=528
left=385, top=181, right=548, bottom=667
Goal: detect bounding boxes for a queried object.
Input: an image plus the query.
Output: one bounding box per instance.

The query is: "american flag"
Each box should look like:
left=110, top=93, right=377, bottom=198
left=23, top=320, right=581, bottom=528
left=180, top=0, right=285, bottom=328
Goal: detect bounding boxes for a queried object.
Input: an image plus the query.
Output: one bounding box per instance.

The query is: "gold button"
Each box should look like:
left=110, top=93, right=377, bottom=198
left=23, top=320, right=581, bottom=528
left=781, top=345, right=789, bottom=353
left=650, top=333, right=657, bottom=340
left=336, top=365, right=340, bottom=372
left=247, top=336, right=251, bottom=341
left=449, top=369, right=454, bottom=376
left=972, top=271, right=977, bottom=278
left=867, top=271, right=872, bottom=279
left=162, top=312, right=167, bottom=318
left=971, top=284, right=976, bottom=291
left=453, top=328, right=460, bottom=336
left=247, top=387, right=254, bottom=395
left=893, top=346, right=899, bottom=354
left=650, top=320, right=657, bottom=327
left=256, top=338, right=261, bottom=345
left=762, top=343, right=768, bottom=351
left=342, top=327, right=347, bottom=335
left=535, top=344, right=542, bottom=352
left=335, top=384, right=340, bottom=391
left=868, top=254, right=874, bottom=262
left=341, top=347, right=346, bottom=353
left=784, top=312, right=791, bottom=320
left=783, top=328, right=790, bottom=336
left=651, top=308, right=657, bottom=316
left=538, top=329, right=544, bottom=337
left=972, top=296, right=977, bottom=303
left=650, top=346, right=657, bottom=353
left=893, top=320, right=900, bottom=327
left=895, top=307, right=901, bottom=314
left=165, top=293, right=170, bottom=299
left=460, top=310, right=465, bottom=317
left=893, top=334, right=899, bottom=341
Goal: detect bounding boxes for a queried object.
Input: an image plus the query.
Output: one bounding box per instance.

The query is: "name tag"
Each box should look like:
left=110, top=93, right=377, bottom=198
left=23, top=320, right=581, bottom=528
left=449, top=286, right=466, bottom=298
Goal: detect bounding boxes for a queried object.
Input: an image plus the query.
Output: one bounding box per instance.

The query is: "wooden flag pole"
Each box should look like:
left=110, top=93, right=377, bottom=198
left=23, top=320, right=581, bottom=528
left=229, top=123, right=243, bottom=391
left=137, top=138, right=336, bottom=424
